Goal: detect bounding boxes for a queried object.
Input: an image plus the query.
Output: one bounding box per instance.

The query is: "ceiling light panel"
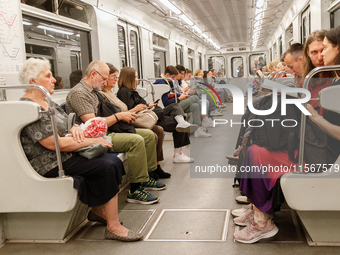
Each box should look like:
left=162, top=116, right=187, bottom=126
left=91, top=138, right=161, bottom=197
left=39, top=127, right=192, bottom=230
left=159, top=0, right=181, bottom=14
left=179, top=14, right=194, bottom=26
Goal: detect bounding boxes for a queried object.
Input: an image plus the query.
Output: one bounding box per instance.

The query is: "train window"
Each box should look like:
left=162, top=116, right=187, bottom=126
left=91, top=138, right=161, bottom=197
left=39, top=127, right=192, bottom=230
left=285, top=23, right=294, bottom=47
left=21, top=0, right=54, bottom=12
left=279, top=36, right=283, bottom=58
left=231, top=57, right=243, bottom=78
left=118, top=25, right=127, bottom=69
left=334, top=9, right=340, bottom=27
left=301, top=6, right=311, bottom=44
left=208, top=56, right=225, bottom=73
left=152, top=34, right=167, bottom=78
left=70, top=51, right=81, bottom=72
left=153, top=34, right=168, bottom=48
left=154, top=50, right=166, bottom=77
left=270, top=48, right=272, bottom=62
left=198, top=53, right=202, bottom=70
left=249, top=54, right=266, bottom=75
left=130, top=30, right=140, bottom=76
left=188, top=48, right=194, bottom=71
left=273, top=42, right=277, bottom=59
left=23, top=16, right=91, bottom=89
left=58, top=1, right=89, bottom=24
left=175, top=44, right=183, bottom=65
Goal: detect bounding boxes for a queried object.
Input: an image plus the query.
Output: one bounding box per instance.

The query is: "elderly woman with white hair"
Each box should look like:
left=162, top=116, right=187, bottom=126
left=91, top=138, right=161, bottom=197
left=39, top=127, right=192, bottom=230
left=18, top=58, right=142, bottom=242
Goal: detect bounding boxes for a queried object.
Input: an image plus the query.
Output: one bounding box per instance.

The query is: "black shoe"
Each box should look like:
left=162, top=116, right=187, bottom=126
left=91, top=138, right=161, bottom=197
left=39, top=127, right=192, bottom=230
left=149, top=171, right=159, bottom=181
left=154, top=165, right=171, bottom=178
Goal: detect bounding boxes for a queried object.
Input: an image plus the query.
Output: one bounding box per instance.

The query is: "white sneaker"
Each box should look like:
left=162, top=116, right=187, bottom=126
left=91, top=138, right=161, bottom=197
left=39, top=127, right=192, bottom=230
left=202, top=117, right=218, bottom=128
left=235, top=195, right=250, bottom=204
left=231, top=204, right=253, bottom=218
left=194, top=127, right=212, bottom=138
left=173, top=152, right=194, bottom=163
left=210, top=109, right=223, bottom=116
left=176, top=122, right=198, bottom=133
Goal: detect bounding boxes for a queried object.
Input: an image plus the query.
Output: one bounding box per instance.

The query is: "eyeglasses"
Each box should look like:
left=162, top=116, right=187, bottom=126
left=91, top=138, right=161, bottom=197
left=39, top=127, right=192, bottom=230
left=109, top=75, right=119, bottom=80
left=93, top=70, right=108, bottom=82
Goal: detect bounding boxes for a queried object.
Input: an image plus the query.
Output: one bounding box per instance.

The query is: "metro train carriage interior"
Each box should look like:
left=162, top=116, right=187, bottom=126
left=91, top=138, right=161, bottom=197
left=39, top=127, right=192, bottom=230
left=2, top=0, right=340, bottom=254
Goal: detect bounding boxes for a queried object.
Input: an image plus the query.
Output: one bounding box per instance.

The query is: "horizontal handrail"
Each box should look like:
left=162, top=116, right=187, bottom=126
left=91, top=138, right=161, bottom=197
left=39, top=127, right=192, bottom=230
left=0, top=84, right=65, bottom=178
left=297, top=65, right=340, bottom=173
left=144, top=77, right=178, bottom=102
left=273, top=71, right=287, bottom=81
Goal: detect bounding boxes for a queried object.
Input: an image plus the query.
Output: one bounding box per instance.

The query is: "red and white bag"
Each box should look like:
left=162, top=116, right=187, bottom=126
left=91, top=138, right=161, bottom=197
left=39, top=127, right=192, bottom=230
left=80, top=117, right=107, bottom=138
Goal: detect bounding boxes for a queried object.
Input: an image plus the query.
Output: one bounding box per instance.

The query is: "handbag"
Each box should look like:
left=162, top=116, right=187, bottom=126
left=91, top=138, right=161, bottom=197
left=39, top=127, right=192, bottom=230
left=152, top=105, right=164, bottom=121
left=96, top=92, right=136, bottom=134
left=132, top=109, right=158, bottom=129
left=75, top=136, right=111, bottom=159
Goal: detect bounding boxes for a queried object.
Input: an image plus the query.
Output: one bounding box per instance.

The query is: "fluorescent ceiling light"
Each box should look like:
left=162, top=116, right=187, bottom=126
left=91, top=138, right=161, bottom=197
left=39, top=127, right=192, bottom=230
left=254, top=21, right=262, bottom=28
left=208, top=38, right=213, bottom=43
left=192, top=25, right=202, bottom=34
left=159, top=0, right=181, bottom=14
left=179, top=14, right=194, bottom=26
left=202, top=33, right=209, bottom=39
left=37, top=25, right=74, bottom=35
left=23, top=21, right=32, bottom=26
left=256, top=0, right=264, bottom=9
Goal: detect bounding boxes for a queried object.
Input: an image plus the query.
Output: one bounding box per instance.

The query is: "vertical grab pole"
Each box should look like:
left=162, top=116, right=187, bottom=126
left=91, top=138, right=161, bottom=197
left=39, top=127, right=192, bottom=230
left=138, top=79, right=155, bottom=101
left=43, top=88, right=66, bottom=178
left=298, top=65, right=340, bottom=173
left=0, top=84, right=66, bottom=178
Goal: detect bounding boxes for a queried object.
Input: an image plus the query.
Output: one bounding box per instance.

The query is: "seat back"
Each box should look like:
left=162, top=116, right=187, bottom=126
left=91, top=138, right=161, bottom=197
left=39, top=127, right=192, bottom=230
left=0, top=101, right=77, bottom=213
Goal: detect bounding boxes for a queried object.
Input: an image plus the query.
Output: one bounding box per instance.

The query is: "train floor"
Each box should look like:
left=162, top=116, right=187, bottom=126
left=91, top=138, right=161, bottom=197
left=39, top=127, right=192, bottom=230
left=1, top=103, right=339, bottom=254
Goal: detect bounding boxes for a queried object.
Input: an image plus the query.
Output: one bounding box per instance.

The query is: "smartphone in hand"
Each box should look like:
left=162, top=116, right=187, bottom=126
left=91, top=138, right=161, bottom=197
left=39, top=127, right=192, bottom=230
left=154, top=99, right=160, bottom=104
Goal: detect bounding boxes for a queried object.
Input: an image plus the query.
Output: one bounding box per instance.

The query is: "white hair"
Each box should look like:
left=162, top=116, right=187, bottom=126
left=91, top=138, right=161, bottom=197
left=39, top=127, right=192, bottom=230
left=19, top=58, right=51, bottom=84
left=85, top=60, right=109, bottom=76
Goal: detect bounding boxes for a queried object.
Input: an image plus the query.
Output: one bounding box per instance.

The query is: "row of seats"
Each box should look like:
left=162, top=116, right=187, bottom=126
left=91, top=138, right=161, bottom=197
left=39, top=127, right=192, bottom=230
left=0, top=82, right=172, bottom=244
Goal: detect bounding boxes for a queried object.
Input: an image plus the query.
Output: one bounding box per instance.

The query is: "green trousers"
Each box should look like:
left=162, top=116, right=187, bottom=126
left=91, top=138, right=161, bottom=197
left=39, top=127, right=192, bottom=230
left=108, top=128, right=157, bottom=184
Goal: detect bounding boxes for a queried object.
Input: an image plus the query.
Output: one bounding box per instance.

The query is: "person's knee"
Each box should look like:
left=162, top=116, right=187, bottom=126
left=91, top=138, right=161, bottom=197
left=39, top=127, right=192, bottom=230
left=191, top=103, right=199, bottom=112
left=127, top=134, right=145, bottom=149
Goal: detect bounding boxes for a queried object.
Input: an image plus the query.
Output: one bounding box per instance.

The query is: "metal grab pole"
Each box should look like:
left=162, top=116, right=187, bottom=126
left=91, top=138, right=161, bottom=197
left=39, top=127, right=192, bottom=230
left=297, top=65, right=340, bottom=173
left=273, top=71, right=287, bottom=81
left=0, top=84, right=65, bottom=178
left=145, top=77, right=178, bottom=103
left=138, top=79, right=155, bottom=101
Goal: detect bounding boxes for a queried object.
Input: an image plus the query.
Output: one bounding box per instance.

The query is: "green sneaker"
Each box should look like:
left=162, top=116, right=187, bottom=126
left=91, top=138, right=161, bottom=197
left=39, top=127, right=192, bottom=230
left=126, top=187, right=160, bottom=205
left=141, top=177, right=166, bottom=191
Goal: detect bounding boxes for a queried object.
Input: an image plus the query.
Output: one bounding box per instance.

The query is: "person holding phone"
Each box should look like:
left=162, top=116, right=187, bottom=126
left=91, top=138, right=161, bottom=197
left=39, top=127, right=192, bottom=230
left=117, top=66, right=198, bottom=164
left=100, top=64, right=169, bottom=179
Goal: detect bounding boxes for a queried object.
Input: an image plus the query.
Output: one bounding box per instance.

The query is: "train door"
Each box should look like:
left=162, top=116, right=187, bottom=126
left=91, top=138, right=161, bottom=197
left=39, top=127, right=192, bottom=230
left=152, top=34, right=168, bottom=78
left=117, top=21, right=142, bottom=78
left=198, top=52, right=202, bottom=70
left=301, top=6, right=311, bottom=44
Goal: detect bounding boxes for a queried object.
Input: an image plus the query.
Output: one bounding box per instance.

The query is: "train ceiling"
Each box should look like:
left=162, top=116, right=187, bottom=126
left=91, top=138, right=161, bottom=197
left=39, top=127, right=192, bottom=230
left=130, top=0, right=294, bottom=51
